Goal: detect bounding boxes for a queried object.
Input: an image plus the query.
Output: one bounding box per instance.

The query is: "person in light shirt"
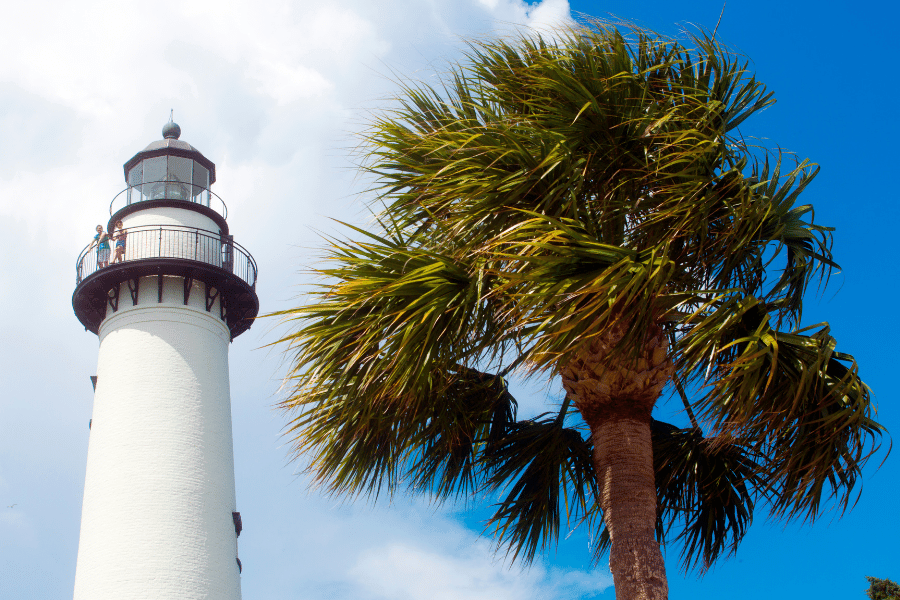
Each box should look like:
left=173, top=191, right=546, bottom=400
left=111, top=220, right=127, bottom=264
left=90, top=224, right=110, bottom=268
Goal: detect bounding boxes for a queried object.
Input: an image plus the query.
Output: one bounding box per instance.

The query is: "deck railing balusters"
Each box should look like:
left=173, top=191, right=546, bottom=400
left=75, top=224, right=257, bottom=290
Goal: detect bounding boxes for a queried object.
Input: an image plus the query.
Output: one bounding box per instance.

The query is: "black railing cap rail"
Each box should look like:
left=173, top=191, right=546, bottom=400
left=110, top=182, right=227, bottom=217
left=108, top=183, right=229, bottom=234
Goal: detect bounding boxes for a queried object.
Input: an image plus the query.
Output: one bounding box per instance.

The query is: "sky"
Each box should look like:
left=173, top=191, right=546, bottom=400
left=1, top=1, right=898, bottom=599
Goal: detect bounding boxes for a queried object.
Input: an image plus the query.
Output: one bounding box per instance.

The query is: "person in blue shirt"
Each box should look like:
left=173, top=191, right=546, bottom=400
left=91, top=224, right=110, bottom=268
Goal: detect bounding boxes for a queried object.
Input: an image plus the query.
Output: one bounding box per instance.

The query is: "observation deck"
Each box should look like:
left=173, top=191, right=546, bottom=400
left=72, top=218, right=259, bottom=339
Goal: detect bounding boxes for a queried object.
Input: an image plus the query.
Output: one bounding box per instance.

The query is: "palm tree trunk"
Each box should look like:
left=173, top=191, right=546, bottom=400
left=561, top=323, right=673, bottom=600
left=590, top=414, right=667, bottom=600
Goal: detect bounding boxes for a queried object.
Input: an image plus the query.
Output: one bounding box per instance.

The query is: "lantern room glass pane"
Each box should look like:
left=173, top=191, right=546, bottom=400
left=142, top=157, right=167, bottom=200
left=127, top=163, right=143, bottom=204
left=166, top=157, right=192, bottom=200
left=192, top=163, right=209, bottom=206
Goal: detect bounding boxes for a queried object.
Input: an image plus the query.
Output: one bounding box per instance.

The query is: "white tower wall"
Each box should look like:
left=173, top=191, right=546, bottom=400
left=73, top=275, right=242, bottom=600
left=122, top=205, right=221, bottom=233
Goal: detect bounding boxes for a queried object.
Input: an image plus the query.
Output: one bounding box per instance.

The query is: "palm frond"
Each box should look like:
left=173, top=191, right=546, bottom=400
left=273, top=228, right=513, bottom=497
left=677, top=295, right=885, bottom=522
left=485, top=215, right=680, bottom=368
left=483, top=409, right=597, bottom=563
left=406, top=367, right=517, bottom=499
left=651, top=421, right=764, bottom=573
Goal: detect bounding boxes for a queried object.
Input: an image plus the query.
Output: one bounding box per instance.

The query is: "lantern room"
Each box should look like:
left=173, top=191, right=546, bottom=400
left=122, top=120, right=217, bottom=208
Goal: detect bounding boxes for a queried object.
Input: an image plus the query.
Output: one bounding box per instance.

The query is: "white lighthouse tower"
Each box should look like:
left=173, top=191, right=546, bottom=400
left=71, top=119, right=257, bottom=600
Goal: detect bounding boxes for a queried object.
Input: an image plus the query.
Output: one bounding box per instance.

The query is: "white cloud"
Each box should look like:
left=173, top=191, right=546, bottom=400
left=239, top=494, right=611, bottom=600
left=525, top=0, right=574, bottom=31
left=476, top=0, right=574, bottom=35
left=349, top=541, right=611, bottom=600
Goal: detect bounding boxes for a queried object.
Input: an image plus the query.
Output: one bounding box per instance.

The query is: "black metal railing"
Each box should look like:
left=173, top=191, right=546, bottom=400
left=76, top=224, right=256, bottom=288
left=109, top=182, right=228, bottom=220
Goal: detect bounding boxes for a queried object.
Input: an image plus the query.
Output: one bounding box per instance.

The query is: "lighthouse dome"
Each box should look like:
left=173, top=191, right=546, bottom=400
left=138, top=137, right=200, bottom=155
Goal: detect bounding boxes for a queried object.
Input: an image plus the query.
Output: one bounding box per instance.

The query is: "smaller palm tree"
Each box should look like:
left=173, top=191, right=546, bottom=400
left=273, top=20, right=886, bottom=600
left=867, top=577, right=900, bottom=600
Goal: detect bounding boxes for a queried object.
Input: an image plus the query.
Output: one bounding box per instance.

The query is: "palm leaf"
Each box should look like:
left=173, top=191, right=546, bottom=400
left=406, top=367, right=517, bottom=499
left=651, top=421, right=764, bottom=573
left=677, top=295, right=885, bottom=522
left=483, top=407, right=597, bottom=563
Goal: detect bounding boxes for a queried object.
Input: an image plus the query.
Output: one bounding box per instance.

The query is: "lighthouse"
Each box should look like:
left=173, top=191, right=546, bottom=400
left=71, top=119, right=257, bottom=600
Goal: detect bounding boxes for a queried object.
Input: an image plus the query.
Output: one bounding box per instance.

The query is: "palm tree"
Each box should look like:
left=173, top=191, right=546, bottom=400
left=273, top=20, right=885, bottom=600
left=867, top=577, right=900, bottom=600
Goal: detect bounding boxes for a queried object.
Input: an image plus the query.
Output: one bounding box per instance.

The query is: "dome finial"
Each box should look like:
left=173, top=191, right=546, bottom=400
left=162, top=110, right=181, bottom=140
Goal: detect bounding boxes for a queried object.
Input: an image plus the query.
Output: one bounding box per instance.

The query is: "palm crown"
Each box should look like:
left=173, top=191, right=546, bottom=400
left=274, top=21, right=885, bottom=599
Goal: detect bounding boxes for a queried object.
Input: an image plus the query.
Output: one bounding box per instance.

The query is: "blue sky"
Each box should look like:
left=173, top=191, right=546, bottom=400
left=1, top=1, right=897, bottom=599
